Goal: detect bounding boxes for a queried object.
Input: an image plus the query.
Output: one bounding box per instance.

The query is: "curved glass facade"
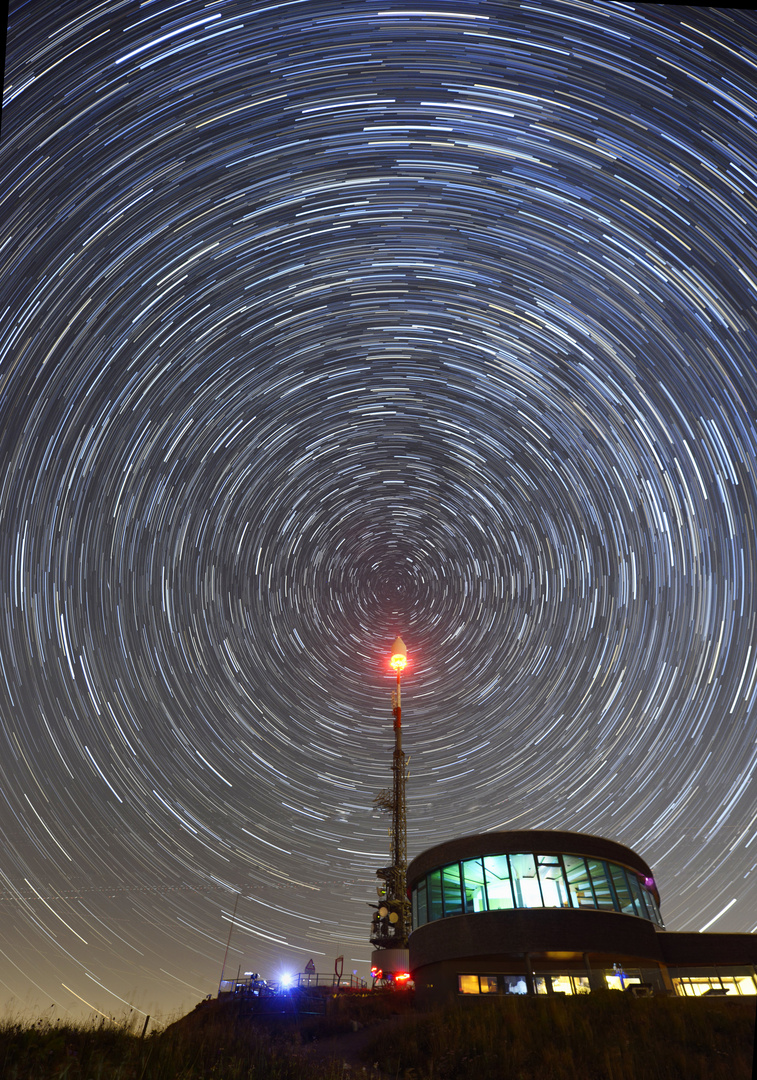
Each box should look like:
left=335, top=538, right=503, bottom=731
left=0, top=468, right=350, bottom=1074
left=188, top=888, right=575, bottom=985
left=411, top=851, right=664, bottom=928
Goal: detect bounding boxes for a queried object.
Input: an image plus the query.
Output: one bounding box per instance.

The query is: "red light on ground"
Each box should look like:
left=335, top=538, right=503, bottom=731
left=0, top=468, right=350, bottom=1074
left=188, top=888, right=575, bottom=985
left=395, top=972, right=411, bottom=982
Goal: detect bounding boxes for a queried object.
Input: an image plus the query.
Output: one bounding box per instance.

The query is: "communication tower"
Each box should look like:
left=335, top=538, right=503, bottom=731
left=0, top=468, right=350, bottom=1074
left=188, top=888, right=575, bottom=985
left=370, top=636, right=411, bottom=984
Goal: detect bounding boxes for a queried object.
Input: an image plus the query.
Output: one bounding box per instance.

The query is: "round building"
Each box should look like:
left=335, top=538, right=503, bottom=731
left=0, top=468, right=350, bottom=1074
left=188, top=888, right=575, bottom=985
left=407, top=829, right=757, bottom=1004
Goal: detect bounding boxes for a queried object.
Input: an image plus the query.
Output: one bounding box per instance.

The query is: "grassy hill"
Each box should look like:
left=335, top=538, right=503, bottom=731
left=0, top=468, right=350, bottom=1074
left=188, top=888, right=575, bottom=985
left=0, top=990, right=753, bottom=1079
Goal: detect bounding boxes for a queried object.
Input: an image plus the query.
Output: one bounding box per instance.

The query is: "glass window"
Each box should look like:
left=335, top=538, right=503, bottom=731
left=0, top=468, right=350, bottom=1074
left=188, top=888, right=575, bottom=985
left=733, top=973, right=757, bottom=996
left=652, top=895, right=664, bottom=926
left=609, top=864, right=635, bottom=915
left=458, top=975, right=480, bottom=994
left=641, top=884, right=663, bottom=925
left=672, top=976, right=728, bottom=997
left=462, top=858, right=487, bottom=913
left=510, top=853, right=542, bottom=908
left=536, top=855, right=569, bottom=907
left=563, top=855, right=596, bottom=909
left=413, top=877, right=427, bottom=927
left=669, top=968, right=756, bottom=997
left=458, top=974, right=499, bottom=995
left=503, top=975, right=528, bottom=995
left=483, top=854, right=514, bottom=909
left=442, top=863, right=463, bottom=916
left=540, top=974, right=591, bottom=996
left=604, top=968, right=642, bottom=991
left=428, top=869, right=443, bottom=922
left=625, top=871, right=648, bottom=918
left=586, top=859, right=616, bottom=910
left=417, top=851, right=665, bottom=926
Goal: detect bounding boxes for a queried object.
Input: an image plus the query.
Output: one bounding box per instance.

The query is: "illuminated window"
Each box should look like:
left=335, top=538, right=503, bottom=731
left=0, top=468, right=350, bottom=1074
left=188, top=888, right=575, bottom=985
left=625, top=872, right=648, bottom=918
left=604, top=968, right=642, bottom=991
left=673, top=977, right=721, bottom=997
left=462, top=858, right=487, bottom=913
left=586, top=859, right=616, bottom=910
left=483, top=854, right=515, bottom=909
left=510, top=853, right=542, bottom=908
left=458, top=975, right=499, bottom=994
left=428, top=869, right=443, bottom=922
left=442, top=863, right=463, bottom=916
left=640, top=883, right=663, bottom=926
left=536, top=855, right=570, bottom=907
left=534, top=974, right=590, bottom=995
left=563, top=855, right=596, bottom=909
left=608, top=864, right=635, bottom=915
left=413, top=853, right=664, bottom=927
left=670, top=969, right=757, bottom=997
left=413, top=877, right=427, bottom=928
left=531, top=974, right=592, bottom=995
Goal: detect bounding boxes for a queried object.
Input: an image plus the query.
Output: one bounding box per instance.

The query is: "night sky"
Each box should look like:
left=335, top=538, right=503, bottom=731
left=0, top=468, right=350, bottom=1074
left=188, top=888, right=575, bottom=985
left=1, top=1, right=756, bottom=1022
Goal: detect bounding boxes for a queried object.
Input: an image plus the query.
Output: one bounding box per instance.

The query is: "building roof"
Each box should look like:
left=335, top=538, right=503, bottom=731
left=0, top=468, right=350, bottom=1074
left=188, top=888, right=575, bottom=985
left=407, top=830, right=656, bottom=887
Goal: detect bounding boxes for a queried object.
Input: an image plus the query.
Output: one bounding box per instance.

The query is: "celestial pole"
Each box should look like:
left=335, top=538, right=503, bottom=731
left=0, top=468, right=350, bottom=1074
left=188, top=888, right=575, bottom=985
left=1, top=1, right=756, bottom=1020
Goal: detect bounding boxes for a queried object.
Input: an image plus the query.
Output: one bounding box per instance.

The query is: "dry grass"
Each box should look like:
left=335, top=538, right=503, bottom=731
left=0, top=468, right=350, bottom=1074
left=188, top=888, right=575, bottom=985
left=1, top=991, right=753, bottom=1079
left=363, top=992, right=756, bottom=1080
left=0, top=1008, right=345, bottom=1080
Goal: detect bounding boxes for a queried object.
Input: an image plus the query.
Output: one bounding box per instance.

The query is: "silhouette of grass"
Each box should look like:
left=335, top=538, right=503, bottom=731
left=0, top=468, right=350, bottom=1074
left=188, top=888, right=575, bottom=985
left=363, top=992, right=756, bottom=1080
left=0, top=992, right=753, bottom=1079
left=0, top=1010, right=345, bottom=1079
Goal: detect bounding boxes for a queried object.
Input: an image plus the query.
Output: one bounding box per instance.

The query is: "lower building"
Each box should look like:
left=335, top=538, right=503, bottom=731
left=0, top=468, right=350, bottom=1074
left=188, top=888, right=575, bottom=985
left=407, top=830, right=757, bottom=1006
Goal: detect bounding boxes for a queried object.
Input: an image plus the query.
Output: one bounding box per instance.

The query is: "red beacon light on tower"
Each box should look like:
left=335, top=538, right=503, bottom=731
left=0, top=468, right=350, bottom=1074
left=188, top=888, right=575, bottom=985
left=390, top=636, right=407, bottom=672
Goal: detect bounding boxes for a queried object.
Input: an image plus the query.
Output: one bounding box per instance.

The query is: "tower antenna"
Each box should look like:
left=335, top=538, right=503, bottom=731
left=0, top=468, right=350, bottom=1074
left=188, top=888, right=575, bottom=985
left=370, top=636, right=411, bottom=983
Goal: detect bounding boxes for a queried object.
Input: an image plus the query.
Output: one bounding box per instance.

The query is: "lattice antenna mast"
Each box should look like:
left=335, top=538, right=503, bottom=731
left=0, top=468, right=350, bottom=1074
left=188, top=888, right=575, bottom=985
left=370, top=636, right=411, bottom=951
left=390, top=640, right=407, bottom=898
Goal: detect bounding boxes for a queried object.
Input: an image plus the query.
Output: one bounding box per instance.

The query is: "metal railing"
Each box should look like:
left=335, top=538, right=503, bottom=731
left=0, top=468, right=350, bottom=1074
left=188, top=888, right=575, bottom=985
left=219, top=972, right=367, bottom=996
left=296, top=973, right=366, bottom=990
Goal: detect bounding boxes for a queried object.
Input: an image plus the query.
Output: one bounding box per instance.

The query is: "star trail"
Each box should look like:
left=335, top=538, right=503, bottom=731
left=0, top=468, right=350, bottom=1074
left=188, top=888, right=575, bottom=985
left=1, top=1, right=756, bottom=1020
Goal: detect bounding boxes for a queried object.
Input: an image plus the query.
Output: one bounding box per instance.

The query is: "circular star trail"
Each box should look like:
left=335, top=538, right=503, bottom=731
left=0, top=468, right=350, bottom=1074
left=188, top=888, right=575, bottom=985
left=1, top=1, right=756, bottom=1019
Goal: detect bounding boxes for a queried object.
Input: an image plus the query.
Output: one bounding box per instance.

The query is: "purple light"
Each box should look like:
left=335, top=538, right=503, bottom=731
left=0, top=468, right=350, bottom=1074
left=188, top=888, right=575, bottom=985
left=644, top=876, right=655, bottom=889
